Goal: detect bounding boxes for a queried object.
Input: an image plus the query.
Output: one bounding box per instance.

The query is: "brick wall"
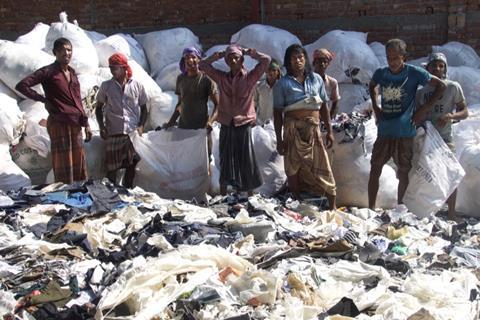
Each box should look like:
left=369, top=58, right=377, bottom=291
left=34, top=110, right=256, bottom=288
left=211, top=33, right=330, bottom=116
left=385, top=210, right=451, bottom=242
left=1, top=0, right=479, bottom=58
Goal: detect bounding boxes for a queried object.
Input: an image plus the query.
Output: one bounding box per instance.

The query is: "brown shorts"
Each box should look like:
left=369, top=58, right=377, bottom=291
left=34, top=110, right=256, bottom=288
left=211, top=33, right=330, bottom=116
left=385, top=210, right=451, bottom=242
left=370, top=137, right=414, bottom=177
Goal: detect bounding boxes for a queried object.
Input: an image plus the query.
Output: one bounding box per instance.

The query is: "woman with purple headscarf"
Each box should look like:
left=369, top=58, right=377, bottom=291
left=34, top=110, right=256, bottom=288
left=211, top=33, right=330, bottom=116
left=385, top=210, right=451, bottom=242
left=200, top=45, right=271, bottom=195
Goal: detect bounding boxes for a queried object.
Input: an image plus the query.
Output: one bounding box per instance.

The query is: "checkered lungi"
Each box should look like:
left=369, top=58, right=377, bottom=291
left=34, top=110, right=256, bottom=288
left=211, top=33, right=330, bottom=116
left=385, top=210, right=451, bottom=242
left=105, top=134, right=140, bottom=172
left=47, top=120, right=87, bottom=184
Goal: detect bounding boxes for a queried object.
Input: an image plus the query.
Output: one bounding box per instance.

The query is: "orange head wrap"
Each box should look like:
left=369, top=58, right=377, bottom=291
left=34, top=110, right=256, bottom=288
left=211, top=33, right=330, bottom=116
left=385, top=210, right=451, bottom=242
left=108, top=53, right=132, bottom=78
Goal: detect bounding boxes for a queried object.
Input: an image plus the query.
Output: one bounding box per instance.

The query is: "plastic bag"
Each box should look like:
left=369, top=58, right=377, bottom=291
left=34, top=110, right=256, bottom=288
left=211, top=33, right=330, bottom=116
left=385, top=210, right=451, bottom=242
left=456, top=143, right=480, bottom=217
left=95, top=33, right=149, bottom=71
left=230, top=24, right=302, bottom=65
left=404, top=122, right=465, bottom=218
left=154, top=62, right=181, bottom=92
left=0, top=144, right=31, bottom=191
left=432, top=41, right=480, bottom=69
left=15, top=22, right=49, bottom=50
left=0, top=41, right=54, bottom=98
left=0, top=94, right=25, bottom=145
left=132, top=129, right=209, bottom=201
left=305, top=30, right=379, bottom=85
left=10, top=140, right=51, bottom=185
left=44, top=12, right=98, bottom=74
left=134, top=27, right=200, bottom=78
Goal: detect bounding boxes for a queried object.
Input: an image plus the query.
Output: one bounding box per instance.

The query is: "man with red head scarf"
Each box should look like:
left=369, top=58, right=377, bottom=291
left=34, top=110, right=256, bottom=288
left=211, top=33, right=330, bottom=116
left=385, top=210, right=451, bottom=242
left=16, top=37, right=92, bottom=184
left=200, top=45, right=271, bottom=195
left=95, top=52, right=148, bottom=188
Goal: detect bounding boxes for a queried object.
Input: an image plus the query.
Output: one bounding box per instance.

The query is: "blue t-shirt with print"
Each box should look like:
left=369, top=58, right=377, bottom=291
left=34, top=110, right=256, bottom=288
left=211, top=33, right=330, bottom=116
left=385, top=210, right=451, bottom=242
left=372, top=64, right=431, bottom=137
left=273, top=73, right=329, bottom=109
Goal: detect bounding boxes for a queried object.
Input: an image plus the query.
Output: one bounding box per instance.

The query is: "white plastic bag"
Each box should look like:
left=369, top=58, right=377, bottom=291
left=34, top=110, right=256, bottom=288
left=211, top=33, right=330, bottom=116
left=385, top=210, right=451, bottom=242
left=44, top=12, right=99, bottom=74
left=132, top=129, right=209, bottom=201
left=154, top=62, right=180, bottom=92
left=252, top=123, right=286, bottom=196
left=95, top=33, right=149, bottom=71
left=0, top=41, right=55, bottom=98
left=432, top=42, right=480, bottom=69
left=457, top=143, right=480, bottom=217
left=305, top=30, right=379, bottom=85
left=230, top=24, right=302, bottom=65
left=147, top=90, right=178, bottom=130
left=404, top=122, right=465, bottom=217
left=134, top=28, right=200, bottom=78
left=0, top=94, right=25, bottom=145
left=0, top=144, right=31, bottom=191
left=447, top=66, right=480, bottom=105
left=10, top=140, right=51, bottom=185
left=15, top=22, right=50, bottom=50
left=338, top=84, right=370, bottom=114
left=369, top=41, right=387, bottom=67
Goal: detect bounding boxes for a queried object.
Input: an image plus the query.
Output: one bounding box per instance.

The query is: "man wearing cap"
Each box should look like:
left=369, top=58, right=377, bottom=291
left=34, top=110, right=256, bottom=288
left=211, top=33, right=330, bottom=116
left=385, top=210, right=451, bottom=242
left=312, top=48, right=341, bottom=118
left=416, top=52, right=468, bottom=220
left=16, top=37, right=92, bottom=184
left=95, top=53, right=148, bottom=188
left=368, top=38, right=446, bottom=210
left=164, top=47, right=219, bottom=158
left=200, top=45, right=271, bottom=195
left=254, top=58, right=282, bottom=125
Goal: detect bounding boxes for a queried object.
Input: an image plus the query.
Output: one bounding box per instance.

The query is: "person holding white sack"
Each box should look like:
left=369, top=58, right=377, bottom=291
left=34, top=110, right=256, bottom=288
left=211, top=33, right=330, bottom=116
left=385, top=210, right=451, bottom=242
left=367, top=38, right=446, bottom=210
left=416, top=52, right=468, bottom=220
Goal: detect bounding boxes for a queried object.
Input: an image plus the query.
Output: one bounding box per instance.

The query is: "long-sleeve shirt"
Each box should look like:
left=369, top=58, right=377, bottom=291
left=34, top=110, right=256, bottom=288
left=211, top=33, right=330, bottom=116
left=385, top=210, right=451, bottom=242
left=16, top=62, right=88, bottom=127
left=199, top=51, right=270, bottom=126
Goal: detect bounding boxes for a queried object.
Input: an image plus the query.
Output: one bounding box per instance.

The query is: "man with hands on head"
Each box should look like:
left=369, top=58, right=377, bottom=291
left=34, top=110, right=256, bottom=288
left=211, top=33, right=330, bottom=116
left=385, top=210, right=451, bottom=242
left=199, top=45, right=270, bottom=196
left=95, top=53, right=148, bottom=189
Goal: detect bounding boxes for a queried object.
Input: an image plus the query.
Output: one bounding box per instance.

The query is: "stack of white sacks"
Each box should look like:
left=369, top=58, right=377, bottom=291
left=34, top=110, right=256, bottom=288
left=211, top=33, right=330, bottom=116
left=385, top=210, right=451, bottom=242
left=0, top=12, right=479, bottom=216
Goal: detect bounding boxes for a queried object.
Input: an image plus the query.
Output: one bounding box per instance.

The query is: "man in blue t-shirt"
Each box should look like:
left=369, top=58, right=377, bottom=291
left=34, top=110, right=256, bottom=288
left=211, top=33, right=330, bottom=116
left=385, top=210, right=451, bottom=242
left=368, top=38, right=446, bottom=209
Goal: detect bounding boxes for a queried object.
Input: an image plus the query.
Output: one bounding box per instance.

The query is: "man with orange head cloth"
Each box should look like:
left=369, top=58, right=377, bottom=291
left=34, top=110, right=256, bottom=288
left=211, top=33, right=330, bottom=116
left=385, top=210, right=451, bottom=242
left=95, top=53, right=148, bottom=188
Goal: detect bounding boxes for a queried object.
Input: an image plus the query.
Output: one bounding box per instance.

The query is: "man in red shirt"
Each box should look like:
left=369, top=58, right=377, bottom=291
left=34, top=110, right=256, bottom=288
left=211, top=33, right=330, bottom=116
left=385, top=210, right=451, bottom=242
left=200, top=45, right=270, bottom=195
left=16, top=37, right=92, bottom=184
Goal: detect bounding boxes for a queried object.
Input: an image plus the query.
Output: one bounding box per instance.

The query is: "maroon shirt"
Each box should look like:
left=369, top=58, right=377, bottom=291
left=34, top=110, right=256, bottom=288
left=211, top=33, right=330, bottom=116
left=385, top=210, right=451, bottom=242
left=16, top=62, right=88, bottom=127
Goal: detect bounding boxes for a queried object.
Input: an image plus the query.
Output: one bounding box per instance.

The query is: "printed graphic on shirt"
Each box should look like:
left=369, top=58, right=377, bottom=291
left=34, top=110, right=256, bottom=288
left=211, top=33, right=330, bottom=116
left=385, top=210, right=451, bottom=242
left=381, top=78, right=408, bottom=114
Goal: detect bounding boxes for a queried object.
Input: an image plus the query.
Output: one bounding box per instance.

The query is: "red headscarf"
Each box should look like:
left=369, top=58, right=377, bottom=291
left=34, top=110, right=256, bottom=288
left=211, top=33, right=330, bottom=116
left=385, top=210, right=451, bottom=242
left=108, top=53, right=133, bottom=78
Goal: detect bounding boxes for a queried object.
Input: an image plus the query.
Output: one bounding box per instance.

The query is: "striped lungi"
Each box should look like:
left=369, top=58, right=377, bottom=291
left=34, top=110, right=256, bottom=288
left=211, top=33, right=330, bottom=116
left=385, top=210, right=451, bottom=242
left=105, top=134, right=140, bottom=172
left=47, top=119, right=87, bottom=184
left=219, top=123, right=263, bottom=191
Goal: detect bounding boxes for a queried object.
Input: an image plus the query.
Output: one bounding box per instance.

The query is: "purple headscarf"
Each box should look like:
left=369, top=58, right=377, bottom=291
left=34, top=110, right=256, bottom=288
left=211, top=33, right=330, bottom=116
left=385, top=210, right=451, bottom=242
left=179, top=47, right=202, bottom=74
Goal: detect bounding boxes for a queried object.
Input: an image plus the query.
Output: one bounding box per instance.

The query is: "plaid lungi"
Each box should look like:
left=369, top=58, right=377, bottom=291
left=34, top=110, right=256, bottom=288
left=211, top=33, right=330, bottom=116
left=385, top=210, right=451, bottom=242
left=105, top=134, right=140, bottom=172
left=47, top=120, right=87, bottom=184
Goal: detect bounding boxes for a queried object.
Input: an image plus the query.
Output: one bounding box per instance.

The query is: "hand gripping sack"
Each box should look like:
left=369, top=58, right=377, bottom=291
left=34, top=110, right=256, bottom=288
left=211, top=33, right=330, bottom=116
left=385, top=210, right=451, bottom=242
left=404, top=122, right=465, bottom=218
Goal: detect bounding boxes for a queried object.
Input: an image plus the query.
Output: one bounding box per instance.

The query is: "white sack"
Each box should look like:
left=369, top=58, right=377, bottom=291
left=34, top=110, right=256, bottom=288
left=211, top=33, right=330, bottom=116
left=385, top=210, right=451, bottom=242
left=132, top=129, right=209, bottom=201
left=147, top=90, right=177, bottom=130
left=15, top=22, right=50, bottom=50
left=404, top=122, right=465, bottom=218
left=252, top=123, right=286, bottom=196
left=457, top=141, right=480, bottom=217
left=154, top=62, right=180, bottom=92
left=432, top=41, right=480, bottom=69
left=305, top=30, right=379, bottom=84
left=10, top=140, right=51, bottom=185
left=0, top=94, right=25, bottom=145
left=95, top=33, right=149, bottom=71
left=0, top=80, right=18, bottom=101
left=134, top=28, right=200, bottom=77
left=84, top=30, right=107, bottom=44
left=45, top=12, right=99, bottom=74
left=369, top=41, right=387, bottom=67
left=84, top=135, right=106, bottom=179
left=332, top=119, right=397, bottom=209
left=0, top=144, right=31, bottom=191
left=230, top=24, right=302, bottom=65
left=447, top=66, right=480, bottom=105
left=338, top=84, right=370, bottom=114
left=0, top=41, right=55, bottom=98
left=453, top=118, right=480, bottom=159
